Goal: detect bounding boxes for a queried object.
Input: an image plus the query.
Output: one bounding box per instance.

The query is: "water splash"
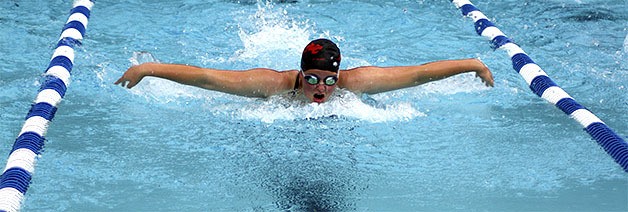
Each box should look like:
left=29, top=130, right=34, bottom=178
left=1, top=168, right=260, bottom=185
left=124, top=55, right=425, bottom=123
left=417, top=72, right=492, bottom=95
left=121, top=1, right=490, bottom=123
left=235, top=89, right=425, bottom=123
left=128, top=4, right=489, bottom=122
left=129, top=51, right=160, bottom=66
left=232, top=1, right=313, bottom=70
left=125, top=51, right=216, bottom=103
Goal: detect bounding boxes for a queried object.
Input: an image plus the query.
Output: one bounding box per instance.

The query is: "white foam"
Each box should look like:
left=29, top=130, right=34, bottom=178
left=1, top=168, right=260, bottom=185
left=125, top=51, right=203, bottom=102
left=231, top=1, right=313, bottom=70
left=417, top=72, right=492, bottom=95
left=234, top=90, right=425, bottom=123
left=129, top=77, right=208, bottom=103
left=129, top=51, right=159, bottom=66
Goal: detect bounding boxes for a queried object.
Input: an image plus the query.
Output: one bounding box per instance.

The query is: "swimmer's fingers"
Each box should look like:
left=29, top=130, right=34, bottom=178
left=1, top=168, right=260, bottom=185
left=115, top=77, right=139, bottom=89
left=114, top=76, right=133, bottom=88
left=475, top=66, right=494, bottom=87
left=114, top=77, right=126, bottom=87
left=476, top=72, right=494, bottom=87
left=115, top=66, right=144, bottom=89
left=125, top=80, right=139, bottom=88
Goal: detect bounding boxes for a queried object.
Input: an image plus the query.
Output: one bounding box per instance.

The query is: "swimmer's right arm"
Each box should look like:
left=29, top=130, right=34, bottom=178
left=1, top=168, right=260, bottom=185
left=115, top=63, right=214, bottom=89
left=114, top=63, right=295, bottom=98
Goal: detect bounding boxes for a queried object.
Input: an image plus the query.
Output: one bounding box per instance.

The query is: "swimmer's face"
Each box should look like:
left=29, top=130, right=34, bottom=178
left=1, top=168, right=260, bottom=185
left=301, top=69, right=338, bottom=103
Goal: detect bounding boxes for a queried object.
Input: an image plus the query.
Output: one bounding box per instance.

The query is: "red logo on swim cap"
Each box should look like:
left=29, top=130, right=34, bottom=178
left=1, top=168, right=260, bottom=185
left=305, top=43, right=323, bottom=54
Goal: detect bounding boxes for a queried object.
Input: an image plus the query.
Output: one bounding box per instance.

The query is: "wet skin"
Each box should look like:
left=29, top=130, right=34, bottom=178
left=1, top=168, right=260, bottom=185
left=300, top=69, right=338, bottom=103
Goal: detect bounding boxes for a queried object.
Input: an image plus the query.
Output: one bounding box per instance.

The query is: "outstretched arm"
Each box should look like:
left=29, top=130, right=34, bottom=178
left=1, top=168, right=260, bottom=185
left=339, top=58, right=494, bottom=94
left=114, top=63, right=295, bottom=98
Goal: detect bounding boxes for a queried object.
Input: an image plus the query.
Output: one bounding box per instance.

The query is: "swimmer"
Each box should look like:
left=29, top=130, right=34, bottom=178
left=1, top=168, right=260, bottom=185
left=115, top=38, right=494, bottom=103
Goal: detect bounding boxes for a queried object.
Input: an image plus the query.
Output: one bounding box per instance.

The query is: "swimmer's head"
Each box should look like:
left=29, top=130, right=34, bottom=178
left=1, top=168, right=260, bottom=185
left=301, top=39, right=341, bottom=73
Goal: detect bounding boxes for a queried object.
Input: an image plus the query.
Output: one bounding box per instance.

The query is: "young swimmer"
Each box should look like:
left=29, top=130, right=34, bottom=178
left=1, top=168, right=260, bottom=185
left=115, top=38, right=494, bottom=103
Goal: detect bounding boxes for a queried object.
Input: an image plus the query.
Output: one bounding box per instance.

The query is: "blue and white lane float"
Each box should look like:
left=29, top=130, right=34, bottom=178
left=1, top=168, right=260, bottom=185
left=450, top=0, right=627, bottom=172
left=0, top=1, right=94, bottom=211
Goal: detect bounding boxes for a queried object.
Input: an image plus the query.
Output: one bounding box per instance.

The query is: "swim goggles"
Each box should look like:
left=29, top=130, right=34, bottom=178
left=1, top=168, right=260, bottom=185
left=301, top=71, right=338, bottom=86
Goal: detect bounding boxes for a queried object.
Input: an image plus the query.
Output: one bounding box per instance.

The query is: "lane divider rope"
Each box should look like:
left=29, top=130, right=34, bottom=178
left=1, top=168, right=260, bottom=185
left=0, top=1, right=94, bottom=211
left=450, top=0, right=627, bottom=172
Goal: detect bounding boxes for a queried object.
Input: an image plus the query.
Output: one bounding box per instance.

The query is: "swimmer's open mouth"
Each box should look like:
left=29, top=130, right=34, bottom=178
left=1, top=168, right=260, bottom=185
left=313, top=93, right=325, bottom=102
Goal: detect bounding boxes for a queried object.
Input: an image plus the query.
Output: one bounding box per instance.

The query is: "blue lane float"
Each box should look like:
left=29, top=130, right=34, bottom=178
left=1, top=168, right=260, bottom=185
left=0, top=1, right=94, bottom=211
left=451, top=0, right=627, bottom=172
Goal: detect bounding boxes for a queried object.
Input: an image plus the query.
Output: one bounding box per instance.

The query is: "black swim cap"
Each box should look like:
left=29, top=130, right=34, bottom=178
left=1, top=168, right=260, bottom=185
left=301, top=38, right=341, bottom=73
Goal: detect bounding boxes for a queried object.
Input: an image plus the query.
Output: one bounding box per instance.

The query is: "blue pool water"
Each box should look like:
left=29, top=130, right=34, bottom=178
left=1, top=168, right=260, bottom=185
left=1, top=0, right=627, bottom=211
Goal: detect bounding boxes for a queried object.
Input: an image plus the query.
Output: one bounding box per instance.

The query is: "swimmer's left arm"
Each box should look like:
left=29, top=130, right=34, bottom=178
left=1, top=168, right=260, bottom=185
left=339, top=58, right=494, bottom=94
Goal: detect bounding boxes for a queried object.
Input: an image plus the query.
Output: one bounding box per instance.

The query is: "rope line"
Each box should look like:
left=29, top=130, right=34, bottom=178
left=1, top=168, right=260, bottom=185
left=451, top=0, right=627, bottom=172
left=0, top=1, right=94, bottom=211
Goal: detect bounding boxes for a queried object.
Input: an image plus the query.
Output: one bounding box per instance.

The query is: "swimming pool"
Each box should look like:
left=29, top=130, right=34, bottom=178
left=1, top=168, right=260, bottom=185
left=1, top=0, right=626, bottom=211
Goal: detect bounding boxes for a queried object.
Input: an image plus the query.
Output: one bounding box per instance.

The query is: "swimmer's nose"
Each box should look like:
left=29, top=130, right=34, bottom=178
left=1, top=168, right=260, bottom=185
left=315, top=84, right=327, bottom=92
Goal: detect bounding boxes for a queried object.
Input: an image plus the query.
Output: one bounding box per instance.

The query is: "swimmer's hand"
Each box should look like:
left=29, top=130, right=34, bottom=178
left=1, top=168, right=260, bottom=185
left=474, top=59, right=494, bottom=87
left=114, top=64, right=146, bottom=89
